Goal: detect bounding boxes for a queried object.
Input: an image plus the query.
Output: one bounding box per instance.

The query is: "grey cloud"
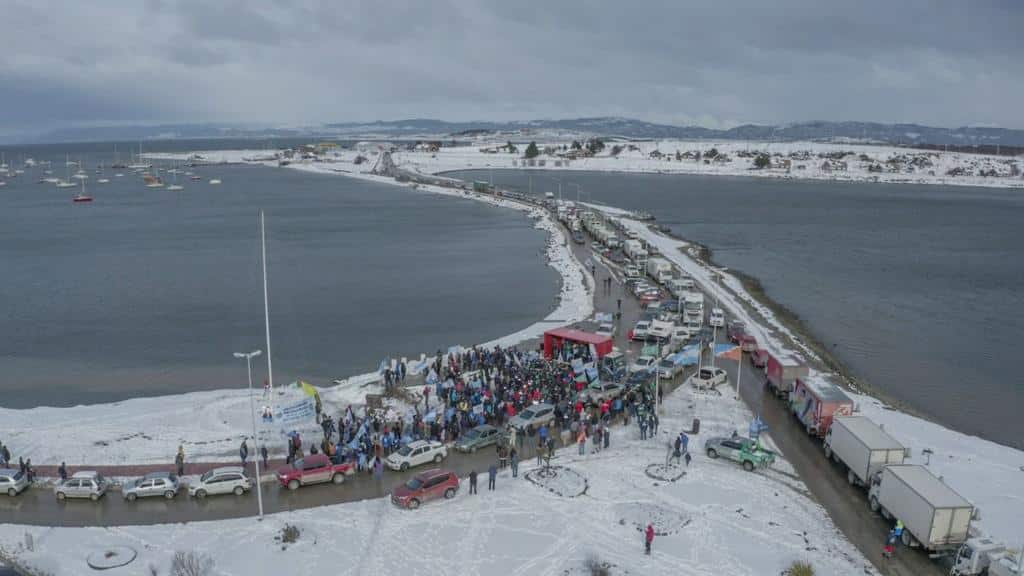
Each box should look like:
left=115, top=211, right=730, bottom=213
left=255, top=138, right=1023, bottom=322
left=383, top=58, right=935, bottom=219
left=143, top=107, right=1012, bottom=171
left=0, top=0, right=1021, bottom=133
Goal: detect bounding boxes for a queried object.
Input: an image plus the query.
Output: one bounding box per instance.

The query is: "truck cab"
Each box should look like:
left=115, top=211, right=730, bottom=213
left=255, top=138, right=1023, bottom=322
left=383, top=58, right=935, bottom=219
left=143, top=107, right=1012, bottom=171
left=600, top=350, right=626, bottom=381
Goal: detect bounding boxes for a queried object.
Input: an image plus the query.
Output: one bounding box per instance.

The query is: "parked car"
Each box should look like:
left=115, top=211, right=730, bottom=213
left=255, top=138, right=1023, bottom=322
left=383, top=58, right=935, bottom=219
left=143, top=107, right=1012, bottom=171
left=656, top=359, right=683, bottom=379
left=704, top=436, right=776, bottom=471
left=386, top=440, right=448, bottom=471
left=670, top=325, right=693, bottom=344
left=629, top=320, right=650, bottom=341
left=123, top=471, right=180, bottom=501
left=595, top=322, right=615, bottom=338
left=626, top=370, right=653, bottom=388
left=709, top=307, right=725, bottom=328
left=727, top=320, right=747, bottom=344
left=55, top=471, right=107, bottom=501
left=580, top=381, right=625, bottom=403
left=629, top=355, right=658, bottom=374
left=508, top=402, right=556, bottom=433
left=391, top=469, right=460, bottom=510
left=0, top=468, right=29, bottom=497
left=188, top=467, right=252, bottom=499
left=686, top=366, right=729, bottom=390
left=455, top=424, right=504, bottom=453
left=277, top=454, right=355, bottom=490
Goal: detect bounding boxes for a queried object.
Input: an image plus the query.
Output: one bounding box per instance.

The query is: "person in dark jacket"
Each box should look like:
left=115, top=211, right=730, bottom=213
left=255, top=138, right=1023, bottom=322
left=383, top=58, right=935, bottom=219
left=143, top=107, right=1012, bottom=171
left=175, top=446, right=185, bottom=476
left=469, top=469, right=478, bottom=494
left=510, top=448, right=519, bottom=478
left=487, top=463, right=497, bottom=490
left=260, top=445, right=269, bottom=469
left=58, top=462, right=67, bottom=482
left=240, top=440, right=249, bottom=466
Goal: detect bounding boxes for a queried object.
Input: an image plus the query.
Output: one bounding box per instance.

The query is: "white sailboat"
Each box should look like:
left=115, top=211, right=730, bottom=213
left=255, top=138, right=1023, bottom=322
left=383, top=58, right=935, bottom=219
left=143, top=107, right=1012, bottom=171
left=56, top=155, right=76, bottom=187
left=208, top=178, right=222, bottom=185
left=167, top=167, right=183, bottom=191
left=128, top=142, right=152, bottom=170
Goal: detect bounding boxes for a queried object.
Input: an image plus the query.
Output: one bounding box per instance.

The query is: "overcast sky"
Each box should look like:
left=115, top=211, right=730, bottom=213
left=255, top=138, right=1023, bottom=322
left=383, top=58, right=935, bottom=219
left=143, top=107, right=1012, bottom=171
left=2, top=0, right=1022, bottom=135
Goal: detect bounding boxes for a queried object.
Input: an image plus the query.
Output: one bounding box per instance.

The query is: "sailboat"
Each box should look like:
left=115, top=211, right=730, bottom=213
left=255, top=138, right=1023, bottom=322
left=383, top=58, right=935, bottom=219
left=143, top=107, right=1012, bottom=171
left=167, top=168, right=183, bottom=191
left=56, top=154, right=76, bottom=187
left=128, top=142, right=152, bottom=170
left=145, top=166, right=165, bottom=188
left=73, top=179, right=93, bottom=203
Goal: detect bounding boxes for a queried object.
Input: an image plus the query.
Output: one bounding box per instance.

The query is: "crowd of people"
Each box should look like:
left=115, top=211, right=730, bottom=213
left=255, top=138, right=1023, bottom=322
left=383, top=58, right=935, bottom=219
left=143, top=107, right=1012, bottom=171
left=277, top=342, right=668, bottom=478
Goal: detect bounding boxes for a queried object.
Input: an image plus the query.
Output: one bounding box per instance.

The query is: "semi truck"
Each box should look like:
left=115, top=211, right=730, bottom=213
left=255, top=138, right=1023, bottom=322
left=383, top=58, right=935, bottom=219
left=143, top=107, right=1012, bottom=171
left=683, top=292, right=704, bottom=321
left=765, top=353, right=808, bottom=399
left=624, top=239, right=645, bottom=259
left=868, top=464, right=975, bottom=552
left=646, top=258, right=673, bottom=285
left=824, top=416, right=907, bottom=488
left=789, top=377, right=853, bottom=437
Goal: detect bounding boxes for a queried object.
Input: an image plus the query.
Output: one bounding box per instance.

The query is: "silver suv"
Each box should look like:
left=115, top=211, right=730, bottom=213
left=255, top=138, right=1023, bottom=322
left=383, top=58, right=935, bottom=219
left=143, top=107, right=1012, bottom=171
left=508, top=403, right=556, bottom=433
left=55, top=471, right=108, bottom=501
left=188, top=467, right=251, bottom=499
left=123, top=471, right=180, bottom=501
left=0, top=468, right=29, bottom=496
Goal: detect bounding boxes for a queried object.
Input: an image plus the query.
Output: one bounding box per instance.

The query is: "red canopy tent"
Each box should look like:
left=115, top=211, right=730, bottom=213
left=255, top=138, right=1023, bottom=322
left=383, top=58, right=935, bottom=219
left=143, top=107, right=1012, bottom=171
left=543, top=327, right=614, bottom=360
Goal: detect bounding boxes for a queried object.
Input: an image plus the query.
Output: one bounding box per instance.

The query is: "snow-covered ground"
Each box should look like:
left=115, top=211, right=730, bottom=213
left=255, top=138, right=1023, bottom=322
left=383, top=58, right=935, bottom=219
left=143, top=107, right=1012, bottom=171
left=0, top=150, right=591, bottom=467
left=602, top=214, right=1024, bottom=552
left=392, top=139, right=1024, bottom=189
left=0, top=382, right=876, bottom=576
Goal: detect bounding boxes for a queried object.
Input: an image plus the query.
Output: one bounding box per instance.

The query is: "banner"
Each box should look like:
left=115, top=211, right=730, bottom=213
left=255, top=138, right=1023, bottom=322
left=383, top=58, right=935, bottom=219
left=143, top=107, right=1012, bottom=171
left=278, top=397, right=316, bottom=426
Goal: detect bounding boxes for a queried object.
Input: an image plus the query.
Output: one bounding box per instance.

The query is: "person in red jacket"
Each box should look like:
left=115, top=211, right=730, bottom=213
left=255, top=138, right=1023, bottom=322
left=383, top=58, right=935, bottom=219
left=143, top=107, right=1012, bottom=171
left=644, top=523, right=655, bottom=555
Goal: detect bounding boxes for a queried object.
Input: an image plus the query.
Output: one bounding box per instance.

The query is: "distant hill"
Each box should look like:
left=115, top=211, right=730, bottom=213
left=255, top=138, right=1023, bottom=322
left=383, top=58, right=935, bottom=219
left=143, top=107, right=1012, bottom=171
left=12, top=118, right=1024, bottom=148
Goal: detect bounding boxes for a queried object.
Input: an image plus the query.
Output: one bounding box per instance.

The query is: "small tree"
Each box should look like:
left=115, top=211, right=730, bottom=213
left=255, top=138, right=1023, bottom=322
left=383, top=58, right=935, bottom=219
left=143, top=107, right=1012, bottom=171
left=706, top=147, right=719, bottom=159
left=754, top=154, right=771, bottom=169
left=610, top=145, right=624, bottom=156
left=571, top=140, right=582, bottom=150
left=506, top=140, right=518, bottom=154
left=524, top=141, right=540, bottom=159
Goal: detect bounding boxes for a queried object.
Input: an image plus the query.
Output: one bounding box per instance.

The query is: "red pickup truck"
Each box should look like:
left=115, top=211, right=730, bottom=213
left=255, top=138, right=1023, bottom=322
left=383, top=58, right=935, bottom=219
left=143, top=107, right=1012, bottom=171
left=276, top=454, right=354, bottom=490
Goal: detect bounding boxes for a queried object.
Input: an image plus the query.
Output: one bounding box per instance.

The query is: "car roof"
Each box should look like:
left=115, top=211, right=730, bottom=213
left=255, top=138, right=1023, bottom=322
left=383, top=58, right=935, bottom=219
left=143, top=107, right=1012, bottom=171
left=209, top=466, right=244, bottom=475
left=71, top=471, right=99, bottom=478
left=523, top=402, right=553, bottom=410
left=407, top=440, right=434, bottom=449
left=143, top=471, right=173, bottom=480
left=416, top=468, right=452, bottom=480
left=0, top=468, right=20, bottom=476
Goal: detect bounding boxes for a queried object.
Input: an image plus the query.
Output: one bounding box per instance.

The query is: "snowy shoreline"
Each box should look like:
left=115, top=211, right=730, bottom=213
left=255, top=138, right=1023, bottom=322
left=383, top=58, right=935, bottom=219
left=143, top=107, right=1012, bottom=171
left=0, top=151, right=592, bottom=467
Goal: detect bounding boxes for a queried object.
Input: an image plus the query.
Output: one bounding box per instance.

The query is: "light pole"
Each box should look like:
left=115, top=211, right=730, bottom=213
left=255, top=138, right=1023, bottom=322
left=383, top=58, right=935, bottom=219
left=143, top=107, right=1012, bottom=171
left=233, top=349, right=264, bottom=519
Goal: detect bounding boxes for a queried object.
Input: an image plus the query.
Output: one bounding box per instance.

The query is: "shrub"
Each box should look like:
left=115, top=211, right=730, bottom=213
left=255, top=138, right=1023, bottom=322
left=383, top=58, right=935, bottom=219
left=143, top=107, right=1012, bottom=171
left=786, top=560, right=815, bottom=576
left=584, top=554, right=611, bottom=576
left=171, top=551, right=214, bottom=576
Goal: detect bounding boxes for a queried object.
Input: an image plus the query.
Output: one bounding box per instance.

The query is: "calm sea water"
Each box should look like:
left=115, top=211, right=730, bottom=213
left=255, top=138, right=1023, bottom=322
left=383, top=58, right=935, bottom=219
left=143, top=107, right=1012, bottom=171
left=447, top=170, right=1024, bottom=449
left=0, top=142, right=558, bottom=408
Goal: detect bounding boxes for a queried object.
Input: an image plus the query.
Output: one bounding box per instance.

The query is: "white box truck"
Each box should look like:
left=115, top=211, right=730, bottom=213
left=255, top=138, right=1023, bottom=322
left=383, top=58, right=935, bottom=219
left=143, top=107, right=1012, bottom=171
left=646, top=258, right=673, bottom=284
left=624, top=239, right=644, bottom=259
left=868, top=464, right=975, bottom=551
left=824, top=416, right=907, bottom=488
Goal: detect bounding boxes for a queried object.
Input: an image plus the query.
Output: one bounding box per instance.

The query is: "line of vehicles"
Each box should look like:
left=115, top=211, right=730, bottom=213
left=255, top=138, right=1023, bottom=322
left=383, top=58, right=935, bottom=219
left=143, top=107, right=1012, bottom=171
left=558, top=201, right=1019, bottom=574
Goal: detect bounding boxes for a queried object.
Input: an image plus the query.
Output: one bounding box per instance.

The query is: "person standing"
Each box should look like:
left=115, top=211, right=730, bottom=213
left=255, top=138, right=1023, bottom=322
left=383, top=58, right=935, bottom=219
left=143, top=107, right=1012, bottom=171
left=260, top=445, right=269, bottom=469
left=487, top=464, right=497, bottom=491
left=577, top=429, right=587, bottom=455
left=240, top=440, right=249, bottom=467
left=510, top=448, right=519, bottom=478
left=639, top=416, right=648, bottom=441
left=58, top=462, right=68, bottom=483
left=469, top=469, right=478, bottom=494
left=175, top=445, right=185, bottom=477
left=645, top=523, right=655, bottom=555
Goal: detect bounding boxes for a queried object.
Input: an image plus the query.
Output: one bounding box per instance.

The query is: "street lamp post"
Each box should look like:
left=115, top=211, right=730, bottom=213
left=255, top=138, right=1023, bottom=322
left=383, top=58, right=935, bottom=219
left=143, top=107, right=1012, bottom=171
left=233, top=349, right=264, bottom=519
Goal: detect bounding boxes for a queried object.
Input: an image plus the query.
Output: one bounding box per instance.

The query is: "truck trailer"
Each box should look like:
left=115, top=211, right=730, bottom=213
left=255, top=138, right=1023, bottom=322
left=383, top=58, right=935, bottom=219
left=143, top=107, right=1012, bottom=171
left=789, top=377, right=853, bottom=437
left=869, top=464, right=975, bottom=552
left=824, top=416, right=907, bottom=487
left=646, top=258, right=673, bottom=285
left=765, top=354, right=808, bottom=399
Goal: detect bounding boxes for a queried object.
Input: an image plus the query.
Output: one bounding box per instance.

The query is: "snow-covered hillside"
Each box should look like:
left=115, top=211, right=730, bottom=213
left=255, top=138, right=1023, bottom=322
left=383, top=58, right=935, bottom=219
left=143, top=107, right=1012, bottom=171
left=391, top=139, right=1024, bottom=189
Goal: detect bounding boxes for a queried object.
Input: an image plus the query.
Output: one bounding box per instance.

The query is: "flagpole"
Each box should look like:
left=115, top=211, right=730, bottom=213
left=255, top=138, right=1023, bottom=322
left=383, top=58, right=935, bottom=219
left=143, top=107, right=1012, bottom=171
left=261, top=211, right=275, bottom=419
left=735, top=346, right=743, bottom=400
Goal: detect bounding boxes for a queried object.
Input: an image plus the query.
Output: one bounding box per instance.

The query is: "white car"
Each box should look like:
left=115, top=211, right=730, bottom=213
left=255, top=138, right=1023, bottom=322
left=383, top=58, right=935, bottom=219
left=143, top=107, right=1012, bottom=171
left=596, top=322, right=616, bottom=337
left=630, top=321, right=650, bottom=340
left=188, top=467, right=252, bottom=499
left=624, top=265, right=640, bottom=278
left=386, top=440, right=448, bottom=471
left=55, top=471, right=107, bottom=501
left=656, top=359, right=684, bottom=379
left=0, top=468, right=30, bottom=497
left=709, top=308, right=725, bottom=328
left=508, top=402, right=557, bottom=433
left=670, top=326, right=693, bottom=343
left=629, top=355, right=658, bottom=374
left=686, top=367, right=729, bottom=391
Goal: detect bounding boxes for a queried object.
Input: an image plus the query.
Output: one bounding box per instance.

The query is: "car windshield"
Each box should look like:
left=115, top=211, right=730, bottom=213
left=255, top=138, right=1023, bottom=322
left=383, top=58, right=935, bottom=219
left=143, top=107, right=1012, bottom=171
left=699, top=369, right=713, bottom=379
left=520, top=409, right=536, bottom=419
left=200, top=471, right=214, bottom=483
left=12, top=470, right=24, bottom=481
left=659, top=360, right=673, bottom=368
left=464, top=429, right=481, bottom=439
left=405, top=478, right=423, bottom=490
left=397, top=445, right=413, bottom=456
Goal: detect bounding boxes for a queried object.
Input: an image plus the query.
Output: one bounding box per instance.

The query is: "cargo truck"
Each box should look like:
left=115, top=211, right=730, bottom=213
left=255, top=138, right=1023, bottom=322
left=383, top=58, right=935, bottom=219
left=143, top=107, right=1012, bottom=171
left=789, top=377, right=853, bottom=437
left=868, top=464, right=975, bottom=552
left=646, top=258, right=673, bottom=285
left=824, top=416, right=907, bottom=487
left=765, top=354, right=808, bottom=399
